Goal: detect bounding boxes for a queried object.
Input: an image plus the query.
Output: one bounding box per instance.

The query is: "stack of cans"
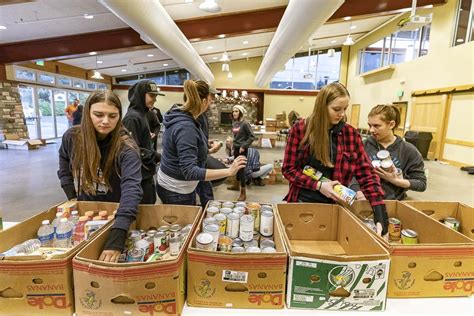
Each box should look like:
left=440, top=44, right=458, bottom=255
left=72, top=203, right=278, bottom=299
left=195, top=201, right=276, bottom=253
left=120, top=223, right=193, bottom=263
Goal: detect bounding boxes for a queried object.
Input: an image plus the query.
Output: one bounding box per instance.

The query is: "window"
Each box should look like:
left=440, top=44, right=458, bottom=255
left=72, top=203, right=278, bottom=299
left=57, top=77, right=72, bottom=87
left=73, top=80, right=85, bottom=89
left=165, top=69, right=189, bottom=85
left=15, top=68, right=36, bottom=81
left=453, top=0, right=474, bottom=45
left=98, top=84, right=108, bottom=90
left=38, top=73, right=55, bottom=85
left=115, top=68, right=190, bottom=86
left=358, top=24, right=430, bottom=74
left=271, top=49, right=341, bottom=90
left=86, top=82, right=97, bottom=90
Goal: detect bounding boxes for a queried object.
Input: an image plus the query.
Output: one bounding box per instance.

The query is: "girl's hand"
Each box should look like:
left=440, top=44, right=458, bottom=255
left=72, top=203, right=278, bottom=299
left=228, top=156, right=247, bottom=176
left=319, top=181, right=345, bottom=203
left=99, top=249, right=121, bottom=262
left=239, top=147, right=245, bottom=153
left=355, top=190, right=366, bottom=200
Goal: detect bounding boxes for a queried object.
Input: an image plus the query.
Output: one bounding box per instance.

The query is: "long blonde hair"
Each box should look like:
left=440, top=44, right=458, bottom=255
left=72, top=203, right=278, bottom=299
left=70, top=90, right=137, bottom=195
left=301, top=82, right=350, bottom=167
left=180, top=80, right=209, bottom=117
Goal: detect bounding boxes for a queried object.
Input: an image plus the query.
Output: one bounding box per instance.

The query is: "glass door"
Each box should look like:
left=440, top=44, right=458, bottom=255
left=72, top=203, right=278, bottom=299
left=54, top=90, right=68, bottom=137
left=37, top=88, right=56, bottom=139
left=18, top=85, right=39, bottom=139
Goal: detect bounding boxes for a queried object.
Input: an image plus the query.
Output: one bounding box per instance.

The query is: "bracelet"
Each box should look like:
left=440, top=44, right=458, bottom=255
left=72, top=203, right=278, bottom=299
left=317, top=181, right=322, bottom=191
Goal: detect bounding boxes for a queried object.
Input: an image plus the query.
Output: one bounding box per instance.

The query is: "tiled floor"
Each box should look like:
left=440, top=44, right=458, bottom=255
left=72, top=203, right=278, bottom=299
left=0, top=134, right=473, bottom=222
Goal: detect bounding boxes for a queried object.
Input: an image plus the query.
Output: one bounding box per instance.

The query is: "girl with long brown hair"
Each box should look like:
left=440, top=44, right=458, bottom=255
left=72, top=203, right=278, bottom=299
left=157, top=79, right=246, bottom=205
left=282, top=82, right=389, bottom=236
left=58, top=90, right=143, bottom=262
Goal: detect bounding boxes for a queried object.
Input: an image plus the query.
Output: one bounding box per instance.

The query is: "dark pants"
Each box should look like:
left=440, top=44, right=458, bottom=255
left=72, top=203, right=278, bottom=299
left=141, top=177, right=157, bottom=204
left=156, top=182, right=196, bottom=205
left=233, top=146, right=248, bottom=187
left=196, top=181, right=214, bottom=207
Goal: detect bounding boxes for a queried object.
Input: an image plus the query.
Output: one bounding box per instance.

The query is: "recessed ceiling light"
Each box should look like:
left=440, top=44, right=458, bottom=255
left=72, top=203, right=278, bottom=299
left=456, top=38, right=464, bottom=42
left=331, top=40, right=337, bottom=44
left=121, top=69, right=127, bottom=72
left=350, top=25, right=357, bottom=30
left=163, top=63, right=169, bottom=66
left=242, top=40, right=249, bottom=44
left=242, top=53, right=248, bottom=56
left=96, top=60, right=103, bottom=64
left=0, top=25, right=7, bottom=30
left=147, top=54, right=154, bottom=57
left=212, top=56, right=218, bottom=60
left=185, top=0, right=194, bottom=3
left=218, top=34, right=226, bottom=38
left=89, top=52, right=97, bottom=55
left=83, top=14, right=94, bottom=19
left=207, top=46, right=213, bottom=49
left=344, top=16, right=351, bottom=21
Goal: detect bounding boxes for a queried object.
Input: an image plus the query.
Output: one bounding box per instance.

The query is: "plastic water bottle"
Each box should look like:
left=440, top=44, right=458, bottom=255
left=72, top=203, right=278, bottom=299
left=70, top=210, right=80, bottom=226
left=55, top=218, right=73, bottom=248
left=37, top=220, right=54, bottom=247
left=52, top=212, right=63, bottom=233
left=1, top=239, right=41, bottom=257
left=72, top=216, right=88, bottom=246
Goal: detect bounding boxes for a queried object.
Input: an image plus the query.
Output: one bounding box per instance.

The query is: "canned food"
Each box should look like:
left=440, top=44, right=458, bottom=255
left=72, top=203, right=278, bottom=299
left=333, top=184, right=356, bottom=205
left=202, top=217, right=218, bottom=230
left=380, top=159, right=394, bottom=171
left=146, top=230, right=157, bottom=238
left=401, top=229, right=418, bottom=244
left=246, top=203, right=261, bottom=233
left=260, top=210, right=274, bottom=237
left=213, top=213, right=227, bottom=236
left=371, top=160, right=381, bottom=168
left=135, top=239, right=149, bottom=253
left=206, top=206, right=219, bottom=218
left=84, top=211, right=94, bottom=220
left=222, top=201, right=235, bottom=209
left=196, top=233, right=214, bottom=251
left=261, top=247, right=277, bottom=253
left=235, top=202, right=247, bottom=208
left=219, top=207, right=233, bottom=216
left=209, top=201, right=222, bottom=208
left=146, top=253, right=162, bottom=262
left=217, top=236, right=233, bottom=252
left=363, top=218, right=377, bottom=233
left=261, top=205, right=273, bottom=213
left=203, top=224, right=220, bottom=251
left=154, top=231, right=168, bottom=254
left=243, top=239, right=258, bottom=249
left=376, top=150, right=390, bottom=161
left=239, top=215, right=254, bottom=242
left=388, top=217, right=401, bottom=241
left=170, top=224, right=182, bottom=233
left=226, top=212, right=240, bottom=238
left=98, top=210, right=108, bottom=219
left=246, top=246, right=261, bottom=253
left=443, top=217, right=460, bottom=231
left=260, top=239, right=275, bottom=249
left=232, top=237, right=244, bottom=248
left=144, top=236, right=155, bottom=258
left=158, top=226, right=170, bottom=242
left=129, top=230, right=141, bottom=242
left=232, top=207, right=246, bottom=217
left=127, top=247, right=145, bottom=262
left=231, top=246, right=245, bottom=253
left=169, top=236, right=180, bottom=256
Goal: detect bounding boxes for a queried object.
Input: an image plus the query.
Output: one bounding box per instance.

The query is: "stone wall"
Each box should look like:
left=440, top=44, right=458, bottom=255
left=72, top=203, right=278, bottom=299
left=0, top=82, right=28, bottom=141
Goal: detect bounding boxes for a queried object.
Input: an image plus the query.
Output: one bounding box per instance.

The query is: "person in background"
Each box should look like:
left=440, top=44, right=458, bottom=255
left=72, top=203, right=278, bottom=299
left=282, top=82, right=389, bottom=236
left=229, top=105, right=256, bottom=201
left=351, top=104, right=426, bottom=200
left=146, top=91, right=165, bottom=152
left=57, top=90, right=142, bottom=262
left=65, top=98, right=79, bottom=128
left=225, top=137, right=273, bottom=187
left=123, top=80, right=161, bottom=204
left=157, top=80, right=246, bottom=205
left=72, top=104, right=83, bottom=126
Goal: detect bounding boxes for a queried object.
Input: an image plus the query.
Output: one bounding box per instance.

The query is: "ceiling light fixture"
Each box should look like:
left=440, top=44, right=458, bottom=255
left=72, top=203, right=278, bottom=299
left=328, top=48, right=336, bottom=57
left=185, top=0, right=194, bottom=3
left=83, top=14, right=94, bottom=19
left=242, top=52, right=248, bottom=56
left=212, top=56, right=218, bottom=60
left=89, top=51, right=97, bottom=55
left=207, top=46, right=213, bottom=49
left=350, top=25, right=357, bottom=30
left=227, top=71, right=233, bottom=79
left=147, top=54, right=154, bottom=57
left=199, top=0, right=221, bottom=13
left=343, top=20, right=355, bottom=46
left=242, top=40, right=249, bottom=44
left=0, top=25, right=7, bottom=30
left=163, top=63, right=169, bottom=66
left=91, top=55, right=104, bottom=80
left=222, top=63, right=229, bottom=72
left=218, top=34, right=226, bottom=38
left=343, top=16, right=351, bottom=21
left=121, top=69, right=127, bottom=72
left=96, top=60, right=103, bottom=64
left=331, top=40, right=337, bottom=44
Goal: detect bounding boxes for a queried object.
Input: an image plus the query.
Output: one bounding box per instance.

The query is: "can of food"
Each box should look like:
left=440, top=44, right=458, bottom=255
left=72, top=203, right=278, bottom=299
left=239, top=215, right=254, bottom=241
left=380, top=159, right=394, bottom=171
left=129, top=230, right=141, bottom=242
left=232, top=207, right=246, bottom=217
left=222, top=201, right=235, bottom=209
left=401, top=229, right=418, bottom=244
left=196, top=232, right=214, bottom=251
left=97, top=210, right=107, bottom=220
left=169, top=224, right=182, bottom=238
left=209, top=201, right=222, bottom=208
left=443, top=217, right=460, bottom=231
left=333, top=184, right=356, bottom=205
left=231, top=246, right=245, bottom=253
left=169, top=236, right=180, bottom=256
left=363, top=218, right=377, bottom=233
left=134, top=239, right=150, bottom=259
left=154, top=231, right=168, bottom=254
left=243, top=239, right=258, bottom=249
left=85, top=211, right=95, bottom=220
left=376, top=150, right=391, bottom=161
left=388, top=217, right=402, bottom=241
left=217, top=236, right=233, bottom=252
left=260, top=210, right=274, bottom=237
left=246, top=203, right=261, bottom=233
left=371, top=160, right=381, bottom=168
left=214, top=213, right=227, bottom=236
left=158, top=225, right=170, bottom=244
left=146, top=230, right=157, bottom=238
left=232, top=237, right=244, bottom=248
left=146, top=252, right=162, bottom=262
left=235, top=202, right=247, bottom=209
left=260, top=235, right=274, bottom=242
left=219, top=207, right=233, bottom=217
left=144, top=236, right=155, bottom=258
left=127, top=247, right=145, bottom=262
left=203, top=224, right=220, bottom=251
left=260, top=239, right=275, bottom=249
left=261, top=247, right=277, bottom=253
left=261, top=204, right=273, bottom=213
left=202, top=217, right=218, bottom=230
left=246, top=246, right=261, bottom=253
left=226, top=212, right=240, bottom=238
left=206, top=206, right=220, bottom=218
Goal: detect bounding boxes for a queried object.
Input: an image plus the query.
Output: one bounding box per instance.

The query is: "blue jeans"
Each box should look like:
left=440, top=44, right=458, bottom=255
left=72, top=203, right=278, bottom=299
left=156, top=182, right=196, bottom=205
left=196, top=181, right=214, bottom=207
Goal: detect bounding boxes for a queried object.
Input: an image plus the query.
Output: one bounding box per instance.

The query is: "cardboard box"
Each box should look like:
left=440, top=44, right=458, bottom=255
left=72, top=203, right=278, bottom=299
left=73, top=204, right=202, bottom=316
left=347, top=200, right=474, bottom=298
left=265, top=118, right=277, bottom=127
left=186, top=201, right=287, bottom=309
left=0, top=201, right=117, bottom=316
left=2, top=139, right=43, bottom=150
left=276, top=203, right=390, bottom=311
left=402, top=201, right=474, bottom=241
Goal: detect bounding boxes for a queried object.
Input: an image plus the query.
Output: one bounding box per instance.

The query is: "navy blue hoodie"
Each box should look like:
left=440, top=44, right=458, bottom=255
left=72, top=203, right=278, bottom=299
left=123, top=80, right=158, bottom=180
left=160, top=105, right=208, bottom=181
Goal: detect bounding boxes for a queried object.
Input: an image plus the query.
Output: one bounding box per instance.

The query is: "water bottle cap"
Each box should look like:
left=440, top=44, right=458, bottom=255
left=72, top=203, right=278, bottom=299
left=56, top=212, right=63, bottom=217
left=71, top=210, right=78, bottom=215
left=60, top=218, right=68, bottom=223
left=42, top=220, right=50, bottom=225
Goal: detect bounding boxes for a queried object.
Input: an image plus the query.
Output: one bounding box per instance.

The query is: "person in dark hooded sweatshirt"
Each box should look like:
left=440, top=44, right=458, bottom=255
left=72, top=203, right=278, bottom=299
left=123, top=80, right=161, bottom=204
left=58, top=90, right=142, bottom=262
left=157, top=79, right=247, bottom=205
left=282, top=82, right=389, bottom=237
left=350, top=104, right=426, bottom=200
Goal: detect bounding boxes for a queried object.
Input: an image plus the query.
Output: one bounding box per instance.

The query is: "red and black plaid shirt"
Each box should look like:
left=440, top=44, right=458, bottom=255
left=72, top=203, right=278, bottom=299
left=283, top=119, right=384, bottom=207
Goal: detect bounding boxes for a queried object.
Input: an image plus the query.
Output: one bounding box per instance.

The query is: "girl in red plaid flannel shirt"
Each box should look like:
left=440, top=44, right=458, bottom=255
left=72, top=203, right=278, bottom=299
left=282, top=82, right=389, bottom=236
